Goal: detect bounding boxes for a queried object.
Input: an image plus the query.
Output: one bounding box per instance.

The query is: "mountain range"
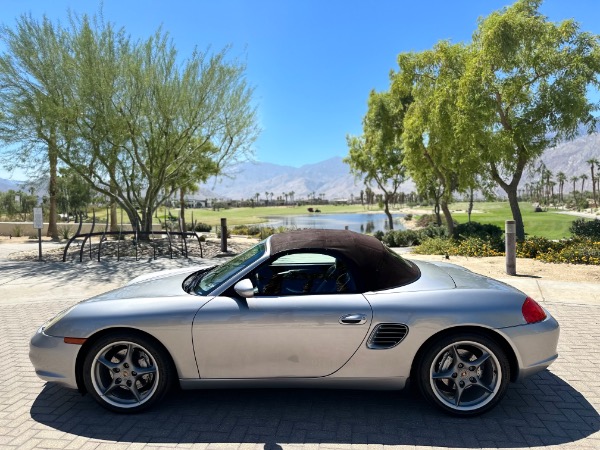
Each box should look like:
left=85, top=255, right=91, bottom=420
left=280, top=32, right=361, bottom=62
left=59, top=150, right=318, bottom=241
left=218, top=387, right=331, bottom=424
left=1, top=132, right=598, bottom=199
left=197, top=157, right=408, bottom=201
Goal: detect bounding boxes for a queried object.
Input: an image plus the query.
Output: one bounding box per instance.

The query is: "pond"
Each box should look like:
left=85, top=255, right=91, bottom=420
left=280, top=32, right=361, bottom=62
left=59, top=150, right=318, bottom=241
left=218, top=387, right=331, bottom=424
left=261, top=212, right=406, bottom=234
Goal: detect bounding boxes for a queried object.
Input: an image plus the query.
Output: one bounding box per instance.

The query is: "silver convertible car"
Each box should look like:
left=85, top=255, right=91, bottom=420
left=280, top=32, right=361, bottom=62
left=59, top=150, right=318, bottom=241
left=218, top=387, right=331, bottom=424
left=30, top=230, right=559, bottom=416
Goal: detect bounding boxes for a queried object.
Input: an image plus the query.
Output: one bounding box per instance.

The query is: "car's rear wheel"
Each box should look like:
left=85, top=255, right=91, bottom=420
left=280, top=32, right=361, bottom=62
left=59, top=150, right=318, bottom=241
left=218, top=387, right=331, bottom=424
left=82, top=333, right=173, bottom=413
left=417, top=333, right=510, bottom=416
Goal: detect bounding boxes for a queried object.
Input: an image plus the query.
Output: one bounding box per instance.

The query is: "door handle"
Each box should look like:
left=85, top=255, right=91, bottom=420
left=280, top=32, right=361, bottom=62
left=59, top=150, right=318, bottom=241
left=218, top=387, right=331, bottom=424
left=339, top=313, right=367, bottom=325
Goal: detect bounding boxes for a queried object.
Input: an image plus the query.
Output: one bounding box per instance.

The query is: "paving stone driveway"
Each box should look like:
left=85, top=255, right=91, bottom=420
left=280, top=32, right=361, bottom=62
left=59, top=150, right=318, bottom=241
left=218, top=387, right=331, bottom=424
left=0, top=257, right=598, bottom=450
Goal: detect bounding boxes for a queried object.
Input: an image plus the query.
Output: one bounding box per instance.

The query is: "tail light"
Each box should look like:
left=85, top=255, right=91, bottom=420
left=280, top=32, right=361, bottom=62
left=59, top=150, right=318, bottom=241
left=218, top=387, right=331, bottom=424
left=522, top=297, right=547, bottom=324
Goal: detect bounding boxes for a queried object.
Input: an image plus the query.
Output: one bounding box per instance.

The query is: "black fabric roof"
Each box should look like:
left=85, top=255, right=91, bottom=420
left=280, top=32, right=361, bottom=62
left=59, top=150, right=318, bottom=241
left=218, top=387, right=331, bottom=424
left=269, top=229, right=420, bottom=292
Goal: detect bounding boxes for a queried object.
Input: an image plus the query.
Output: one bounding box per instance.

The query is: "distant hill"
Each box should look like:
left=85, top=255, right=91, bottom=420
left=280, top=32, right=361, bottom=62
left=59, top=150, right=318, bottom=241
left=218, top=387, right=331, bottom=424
left=201, top=157, right=415, bottom=200
left=528, top=133, right=600, bottom=191
left=0, top=178, right=21, bottom=192
left=202, top=134, right=599, bottom=200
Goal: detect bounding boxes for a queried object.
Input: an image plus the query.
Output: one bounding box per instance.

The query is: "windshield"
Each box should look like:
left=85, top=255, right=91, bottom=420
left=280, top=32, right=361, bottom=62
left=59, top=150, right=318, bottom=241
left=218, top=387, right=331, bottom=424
left=195, top=241, right=266, bottom=294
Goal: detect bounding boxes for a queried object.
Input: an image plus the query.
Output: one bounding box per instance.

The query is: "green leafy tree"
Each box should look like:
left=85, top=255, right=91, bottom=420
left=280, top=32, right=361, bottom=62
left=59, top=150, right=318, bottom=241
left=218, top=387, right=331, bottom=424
left=0, top=15, right=73, bottom=239
left=457, top=0, right=600, bottom=240
left=176, top=141, right=219, bottom=232
left=0, top=190, right=19, bottom=219
left=0, top=13, right=259, bottom=235
left=56, top=167, right=92, bottom=219
left=393, top=42, right=483, bottom=235
left=345, top=90, right=407, bottom=230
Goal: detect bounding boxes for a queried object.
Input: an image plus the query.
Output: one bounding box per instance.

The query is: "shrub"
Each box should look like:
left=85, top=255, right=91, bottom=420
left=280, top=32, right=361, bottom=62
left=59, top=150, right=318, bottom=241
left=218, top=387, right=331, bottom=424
left=536, top=239, right=600, bottom=265
left=419, top=225, right=449, bottom=240
left=58, top=225, right=74, bottom=240
left=453, top=222, right=503, bottom=240
left=193, top=222, right=212, bottom=233
left=413, top=237, right=455, bottom=255
left=215, top=228, right=231, bottom=238
left=415, top=214, right=438, bottom=227
left=452, top=237, right=503, bottom=257
left=516, top=236, right=560, bottom=259
left=231, top=225, right=249, bottom=235
left=576, top=198, right=590, bottom=210
left=382, top=229, right=421, bottom=247
left=570, top=218, right=600, bottom=240
left=379, top=225, right=447, bottom=247
left=11, top=225, right=22, bottom=237
left=373, top=230, right=384, bottom=241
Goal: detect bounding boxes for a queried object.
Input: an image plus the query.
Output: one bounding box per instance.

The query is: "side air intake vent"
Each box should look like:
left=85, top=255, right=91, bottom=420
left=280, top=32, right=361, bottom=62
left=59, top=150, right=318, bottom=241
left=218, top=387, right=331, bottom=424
left=367, top=323, right=409, bottom=349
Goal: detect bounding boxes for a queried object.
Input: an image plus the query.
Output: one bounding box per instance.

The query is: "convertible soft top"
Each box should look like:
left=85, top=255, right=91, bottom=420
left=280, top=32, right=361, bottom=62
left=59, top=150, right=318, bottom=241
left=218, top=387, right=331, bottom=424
left=269, top=229, right=420, bottom=291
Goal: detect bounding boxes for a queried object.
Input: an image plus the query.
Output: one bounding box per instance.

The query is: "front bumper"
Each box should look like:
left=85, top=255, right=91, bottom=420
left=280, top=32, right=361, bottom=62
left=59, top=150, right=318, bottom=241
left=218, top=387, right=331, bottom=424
left=29, top=328, right=80, bottom=390
left=499, top=313, right=560, bottom=381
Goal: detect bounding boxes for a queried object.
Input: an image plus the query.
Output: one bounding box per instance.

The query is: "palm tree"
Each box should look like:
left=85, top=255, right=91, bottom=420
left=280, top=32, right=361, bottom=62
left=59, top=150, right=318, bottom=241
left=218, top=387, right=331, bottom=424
left=587, top=158, right=599, bottom=208
left=580, top=174, right=588, bottom=194
left=570, top=176, right=579, bottom=198
left=556, top=172, right=567, bottom=204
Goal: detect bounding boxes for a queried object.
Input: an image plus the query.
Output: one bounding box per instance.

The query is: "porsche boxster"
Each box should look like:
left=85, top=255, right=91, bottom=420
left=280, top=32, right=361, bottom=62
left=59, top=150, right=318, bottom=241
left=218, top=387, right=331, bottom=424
left=30, top=229, right=559, bottom=416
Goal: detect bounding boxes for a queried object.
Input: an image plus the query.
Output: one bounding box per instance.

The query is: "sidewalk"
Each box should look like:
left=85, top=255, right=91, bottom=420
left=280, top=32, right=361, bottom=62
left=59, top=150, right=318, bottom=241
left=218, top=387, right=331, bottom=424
left=0, top=241, right=598, bottom=449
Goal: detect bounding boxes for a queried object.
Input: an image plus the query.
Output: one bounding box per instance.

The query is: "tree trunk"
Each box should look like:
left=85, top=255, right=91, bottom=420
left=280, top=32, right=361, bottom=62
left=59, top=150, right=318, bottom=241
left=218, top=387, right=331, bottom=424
left=139, top=207, right=154, bottom=237
left=467, top=187, right=474, bottom=223
left=506, top=186, right=525, bottom=241
left=434, top=201, right=441, bottom=226
left=109, top=174, right=118, bottom=232
left=110, top=201, right=118, bottom=233
left=441, top=199, right=454, bottom=236
left=490, top=160, right=526, bottom=241
left=46, top=141, right=59, bottom=240
left=180, top=188, right=186, bottom=232
left=383, top=196, right=394, bottom=230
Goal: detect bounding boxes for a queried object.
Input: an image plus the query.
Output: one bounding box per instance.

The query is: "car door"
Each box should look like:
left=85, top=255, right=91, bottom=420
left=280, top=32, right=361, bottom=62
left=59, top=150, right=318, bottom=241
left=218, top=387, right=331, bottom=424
left=192, top=252, right=373, bottom=379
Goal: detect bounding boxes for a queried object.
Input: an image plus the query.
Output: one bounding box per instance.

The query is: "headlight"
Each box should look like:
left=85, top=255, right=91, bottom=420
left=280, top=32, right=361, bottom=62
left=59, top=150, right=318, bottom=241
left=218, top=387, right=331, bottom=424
left=42, top=305, right=76, bottom=334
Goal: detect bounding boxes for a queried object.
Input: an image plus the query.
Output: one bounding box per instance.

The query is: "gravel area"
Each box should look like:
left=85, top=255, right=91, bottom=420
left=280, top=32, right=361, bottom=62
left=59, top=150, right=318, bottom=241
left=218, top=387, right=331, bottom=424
left=0, top=234, right=257, bottom=262
left=405, top=253, right=600, bottom=283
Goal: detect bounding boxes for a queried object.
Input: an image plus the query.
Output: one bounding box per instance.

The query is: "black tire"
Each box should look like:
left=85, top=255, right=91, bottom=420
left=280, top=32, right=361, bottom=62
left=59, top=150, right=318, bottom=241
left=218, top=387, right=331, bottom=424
left=416, top=332, right=510, bottom=416
left=82, top=332, right=173, bottom=413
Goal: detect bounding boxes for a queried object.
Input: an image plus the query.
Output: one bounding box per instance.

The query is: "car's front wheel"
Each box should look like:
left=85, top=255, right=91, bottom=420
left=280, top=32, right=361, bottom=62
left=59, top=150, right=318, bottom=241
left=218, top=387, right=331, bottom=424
left=417, top=333, right=510, bottom=416
left=82, top=332, right=173, bottom=413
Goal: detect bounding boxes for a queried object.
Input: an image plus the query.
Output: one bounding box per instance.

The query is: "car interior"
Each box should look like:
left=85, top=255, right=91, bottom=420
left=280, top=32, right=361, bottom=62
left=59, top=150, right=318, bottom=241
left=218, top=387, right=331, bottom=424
left=252, top=252, right=357, bottom=296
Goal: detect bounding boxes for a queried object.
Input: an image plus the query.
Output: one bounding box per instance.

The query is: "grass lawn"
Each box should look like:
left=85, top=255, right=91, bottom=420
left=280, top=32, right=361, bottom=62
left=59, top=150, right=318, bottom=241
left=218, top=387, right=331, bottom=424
left=94, top=204, right=370, bottom=227
left=180, top=204, right=370, bottom=226
left=89, top=201, right=585, bottom=239
left=445, top=202, right=580, bottom=239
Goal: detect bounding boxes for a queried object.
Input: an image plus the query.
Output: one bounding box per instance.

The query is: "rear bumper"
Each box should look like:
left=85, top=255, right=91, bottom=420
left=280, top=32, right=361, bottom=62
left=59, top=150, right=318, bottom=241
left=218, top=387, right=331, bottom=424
left=499, top=314, right=560, bottom=381
left=29, top=328, right=80, bottom=390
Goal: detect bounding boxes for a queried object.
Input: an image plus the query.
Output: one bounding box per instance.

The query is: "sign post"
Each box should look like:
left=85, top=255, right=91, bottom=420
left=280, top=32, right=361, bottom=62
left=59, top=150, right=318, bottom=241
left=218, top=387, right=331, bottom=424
left=33, top=207, right=43, bottom=261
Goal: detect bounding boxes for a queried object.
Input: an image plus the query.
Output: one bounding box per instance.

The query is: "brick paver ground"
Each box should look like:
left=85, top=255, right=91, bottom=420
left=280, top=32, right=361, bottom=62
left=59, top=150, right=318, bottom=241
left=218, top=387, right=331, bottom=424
left=0, top=257, right=598, bottom=449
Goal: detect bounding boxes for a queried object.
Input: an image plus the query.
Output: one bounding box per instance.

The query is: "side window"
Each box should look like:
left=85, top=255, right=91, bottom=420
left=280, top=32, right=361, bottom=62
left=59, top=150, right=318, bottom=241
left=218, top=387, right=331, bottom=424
left=253, top=252, right=357, bottom=296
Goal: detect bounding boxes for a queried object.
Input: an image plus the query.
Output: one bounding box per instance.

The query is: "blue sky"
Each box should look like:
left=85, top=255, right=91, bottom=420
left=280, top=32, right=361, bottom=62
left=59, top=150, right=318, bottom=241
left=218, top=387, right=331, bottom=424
left=1, top=0, right=599, bottom=179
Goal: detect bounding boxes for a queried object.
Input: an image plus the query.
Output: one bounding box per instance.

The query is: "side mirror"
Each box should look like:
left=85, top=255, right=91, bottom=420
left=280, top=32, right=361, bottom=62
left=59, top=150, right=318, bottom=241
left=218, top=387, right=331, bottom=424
left=234, top=279, right=255, bottom=298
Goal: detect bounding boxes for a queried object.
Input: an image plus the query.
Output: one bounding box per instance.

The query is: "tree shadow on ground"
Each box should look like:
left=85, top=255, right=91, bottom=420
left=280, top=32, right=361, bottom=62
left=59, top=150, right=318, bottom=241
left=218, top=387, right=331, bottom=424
left=31, top=371, right=599, bottom=448
left=0, top=258, right=208, bottom=287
